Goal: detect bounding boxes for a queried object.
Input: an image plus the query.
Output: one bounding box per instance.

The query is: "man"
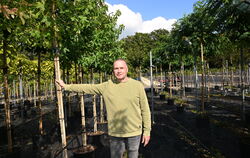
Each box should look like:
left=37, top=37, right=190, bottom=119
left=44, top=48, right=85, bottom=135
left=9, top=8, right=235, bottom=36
left=56, top=59, right=151, bottom=158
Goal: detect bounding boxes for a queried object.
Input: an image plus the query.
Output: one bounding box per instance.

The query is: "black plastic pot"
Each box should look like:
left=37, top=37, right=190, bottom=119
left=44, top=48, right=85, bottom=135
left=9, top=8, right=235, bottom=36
left=195, top=114, right=210, bottom=128
left=87, top=134, right=103, bottom=147
left=72, top=145, right=96, bottom=158
left=185, top=87, right=192, bottom=92
left=159, top=94, right=165, bottom=100
left=214, top=85, right=220, bottom=90
left=0, top=146, right=21, bottom=158
left=245, top=112, right=250, bottom=125
left=167, top=98, right=175, bottom=105
left=239, top=136, right=250, bottom=158
left=176, top=106, right=184, bottom=113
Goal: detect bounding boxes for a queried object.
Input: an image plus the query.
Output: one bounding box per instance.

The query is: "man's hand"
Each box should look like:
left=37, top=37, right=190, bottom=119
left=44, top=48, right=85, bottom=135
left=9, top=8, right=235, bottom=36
left=55, top=80, right=66, bottom=88
left=141, top=135, right=150, bottom=147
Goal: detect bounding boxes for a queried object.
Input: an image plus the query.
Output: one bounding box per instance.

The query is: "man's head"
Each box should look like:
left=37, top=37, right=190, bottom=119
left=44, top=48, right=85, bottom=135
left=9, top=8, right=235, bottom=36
left=113, top=59, right=128, bottom=82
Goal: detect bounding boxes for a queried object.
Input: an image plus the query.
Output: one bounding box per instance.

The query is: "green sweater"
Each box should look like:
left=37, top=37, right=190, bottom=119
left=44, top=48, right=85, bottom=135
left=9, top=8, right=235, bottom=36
left=64, top=78, right=151, bottom=137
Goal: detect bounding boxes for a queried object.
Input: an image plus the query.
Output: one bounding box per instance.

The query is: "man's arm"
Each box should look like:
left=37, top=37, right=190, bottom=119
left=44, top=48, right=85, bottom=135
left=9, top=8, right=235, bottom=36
left=139, top=83, right=151, bottom=146
left=56, top=79, right=107, bottom=95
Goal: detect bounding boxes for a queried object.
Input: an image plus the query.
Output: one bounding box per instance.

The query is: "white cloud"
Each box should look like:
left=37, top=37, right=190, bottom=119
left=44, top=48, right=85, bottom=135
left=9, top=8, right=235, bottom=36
left=106, top=3, right=177, bottom=39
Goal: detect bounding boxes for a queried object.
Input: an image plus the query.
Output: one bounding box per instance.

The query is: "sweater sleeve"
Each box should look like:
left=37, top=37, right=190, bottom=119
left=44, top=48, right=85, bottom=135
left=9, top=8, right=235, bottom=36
left=139, top=83, right=151, bottom=136
left=64, top=81, right=108, bottom=95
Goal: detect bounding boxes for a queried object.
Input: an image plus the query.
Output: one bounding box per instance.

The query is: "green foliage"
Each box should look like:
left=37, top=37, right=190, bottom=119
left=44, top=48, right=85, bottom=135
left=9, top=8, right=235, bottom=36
left=122, top=32, right=152, bottom=74
left=58, top=0, right=124, bottom=74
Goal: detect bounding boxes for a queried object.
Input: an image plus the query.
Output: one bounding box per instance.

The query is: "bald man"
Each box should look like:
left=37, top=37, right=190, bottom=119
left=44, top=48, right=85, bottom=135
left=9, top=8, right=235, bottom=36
left=56, top=59, right=151, bottom=158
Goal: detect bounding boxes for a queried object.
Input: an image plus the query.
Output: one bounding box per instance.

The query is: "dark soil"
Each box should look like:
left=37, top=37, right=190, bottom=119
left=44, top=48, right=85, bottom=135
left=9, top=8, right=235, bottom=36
left=1, top=94, right=250, bottom=158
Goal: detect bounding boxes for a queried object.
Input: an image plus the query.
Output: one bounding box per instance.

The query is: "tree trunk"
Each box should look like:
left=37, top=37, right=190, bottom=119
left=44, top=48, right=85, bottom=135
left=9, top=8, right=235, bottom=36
left=80, top=94, right=87, bottom=146
left=138, top=66, right=142, bottom=80
left=230, top=56, right=234, bottom=87
left=2, top=29, right=12, bottom=152
left=240, top=47, right=245, bottom=121
left=91, top=69, right=97, bottom=132
left=222, top=59, right=225, bottom=90
left=50, top=79, right=53, bottom=100
left=207, top=63, right=210, bottom=101
left=74, top=63, right=78, bottom=84
left=169, top=64, right=172, bottom=97
left=194, top=55, right=199, bottom=111
left=181, top=60, right=185, bottom=97
left=200, top=40, right=205, bottom=112
left=66, top=68, right=71, bottom=117
left=99, top=72, right=104, bottom=123
left=34, top=80, right=37, bottom=107
left=13, top=80, right=16, bottom=107
left=38, top=50, right=43, bottom=135
left=160, top=64, right=163, bottom=92
left=79, top=69, right=87, bottom=146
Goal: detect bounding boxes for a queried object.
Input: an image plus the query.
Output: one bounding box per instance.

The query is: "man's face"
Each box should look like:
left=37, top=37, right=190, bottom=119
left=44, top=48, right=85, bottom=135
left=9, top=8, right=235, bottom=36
left=113, top=60, right=128, bottom=81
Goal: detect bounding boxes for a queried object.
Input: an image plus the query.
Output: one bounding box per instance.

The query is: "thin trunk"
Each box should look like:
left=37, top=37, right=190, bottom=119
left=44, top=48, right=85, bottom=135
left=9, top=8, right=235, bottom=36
left=91, top=69, right=97, bottom=132
left=222, top=59, right=225, bottom=90
left=19, top=75, right=23, bottom=104
left=240, top=48, right=245, bottom=121
left=207, top=63, right=210, bottom=100
left=200, top=40, right=205, bottom=112
left=99, top=72, right=104, bottom=123
left=160, top=64, right=163, bottom=92
left=181, top=60, right=185, bottom=97
left=80, top=94, right=87, bottom=146
left=52, top=0, right=68, bottom=157
left=75, top=63, right=78, bottom=84
left=169, top=64, right=172, bottom=97
left=38, top=51, right=43, bottom=135
left=29, top=84, right=32, bottom=100
left=50, top=79, right=53, bottom=100
left=230, top=56, right=234, bottom=87
left=79, top=68, right=87, bottom=146
left=34, top=80, right=36, bottom=107
left=13, top=80, right=16, bottom=107
left=226, top=60, right=229, bottom=85
left=66, top=68, right=71, bottom=117
left=3, top=29, right=12, bottom=152
left=194, top=53, right=198, bottom=111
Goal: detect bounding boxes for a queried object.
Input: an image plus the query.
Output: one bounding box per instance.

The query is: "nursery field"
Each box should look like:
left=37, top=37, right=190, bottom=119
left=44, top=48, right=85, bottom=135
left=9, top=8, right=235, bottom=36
left=1, top=82, right=250, bottom=158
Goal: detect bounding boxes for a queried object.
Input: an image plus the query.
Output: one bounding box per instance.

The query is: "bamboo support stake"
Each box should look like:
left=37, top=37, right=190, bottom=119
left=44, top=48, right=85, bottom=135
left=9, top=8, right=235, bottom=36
left=38, top=51, right=43, bottom=135
left=80, top=94, right=87, bottom=146
left=52, top=0, right=68, bottom=157
left=100, top=72, right=104, bottom=123
left=201, top=40, right=205, bottom=112
left=54, top=55, right=68, bottom=158
left=91, top=69, right=97, bottom=132
left=34, top=80, right=36, bottom=107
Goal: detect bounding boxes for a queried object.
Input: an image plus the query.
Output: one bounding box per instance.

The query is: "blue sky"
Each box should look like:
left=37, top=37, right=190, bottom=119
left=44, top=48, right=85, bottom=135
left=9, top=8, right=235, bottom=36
left=105, top=0, right=198, bottom=39
left=105, top=0, right=198, bottom=20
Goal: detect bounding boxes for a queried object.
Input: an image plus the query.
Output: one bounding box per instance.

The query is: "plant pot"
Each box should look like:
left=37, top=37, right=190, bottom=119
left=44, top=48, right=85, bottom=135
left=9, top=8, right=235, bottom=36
left=239, top=136, right=250, bottom=158
left=245, top=112, right=250, bottom=125
left=214, top=85, right=220, bottom=90
left=72, top=145, right=96, bottom=158
left=159, top=94, right=165, bottom=100
left=87, top=131, right=104, bottom=147
left=185, top=87, right=192, bottom=92
left=176, top=106, right=184, bottom=113
left=167, top=98, right=175, bottom=105
left=0, top=146, right=21, bottom=158
left=195, top=113, right=210, bottom=128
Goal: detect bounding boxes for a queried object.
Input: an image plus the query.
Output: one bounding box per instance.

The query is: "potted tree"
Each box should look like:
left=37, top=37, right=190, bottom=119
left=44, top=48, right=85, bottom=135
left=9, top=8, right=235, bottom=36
left=159, top=91, right=167, bottom=100
left=195, top=112, right=210, bottom=128
left=175, top=98, right=186, bottom=113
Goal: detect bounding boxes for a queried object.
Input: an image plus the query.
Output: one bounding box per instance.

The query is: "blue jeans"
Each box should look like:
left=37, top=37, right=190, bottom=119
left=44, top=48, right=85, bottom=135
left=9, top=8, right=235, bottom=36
left=109, top=135, right=141, bottom=158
